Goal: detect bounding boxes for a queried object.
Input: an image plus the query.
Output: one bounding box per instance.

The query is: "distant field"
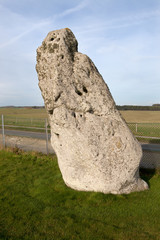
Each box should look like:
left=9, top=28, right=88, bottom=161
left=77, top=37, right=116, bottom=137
left=0, top=107, right=47, bottom=119
left=120, top=111, right=160, bottom=123
left=0, top=108, right=160, bottom=143
left=0, top=108, right=160, bottom=123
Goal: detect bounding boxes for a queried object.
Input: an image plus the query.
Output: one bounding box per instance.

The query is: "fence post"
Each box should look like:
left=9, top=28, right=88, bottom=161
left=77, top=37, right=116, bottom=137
left=136, top=123, right=138, bottom=133
left=2, top=115, right=5, bottom=148
left=45, top=119, right=49, bottom=155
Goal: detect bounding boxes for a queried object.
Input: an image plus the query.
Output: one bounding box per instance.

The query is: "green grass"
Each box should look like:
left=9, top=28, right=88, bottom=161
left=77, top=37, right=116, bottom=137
left=0, top=149, right=160, bottom=240
left=0, top=108, right=48, bottom=131
left=0, top=115, right=50, bottom=133
left=1, top=116, right=46, bottom=128
left=128, top=123, right=160, bottom=138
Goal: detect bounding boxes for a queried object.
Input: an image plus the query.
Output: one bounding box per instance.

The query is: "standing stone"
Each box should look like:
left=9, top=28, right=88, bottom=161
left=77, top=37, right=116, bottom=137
left=36, top=28, right=148, bottom=194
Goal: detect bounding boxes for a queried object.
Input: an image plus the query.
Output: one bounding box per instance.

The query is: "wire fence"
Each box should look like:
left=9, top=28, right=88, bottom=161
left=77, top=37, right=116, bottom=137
left=1, top=115, right=160, bottom=168
left=128, top=123, right=160, bottom=143
left=0, top=115, right=46, bottom=127
left=0, top=115, right=51, bottom=154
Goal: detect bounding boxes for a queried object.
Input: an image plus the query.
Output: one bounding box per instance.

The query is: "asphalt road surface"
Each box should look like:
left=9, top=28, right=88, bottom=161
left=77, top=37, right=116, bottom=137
left=0, top=129, right=160, bottom=152
left=0, top=129, right=51, bottom=140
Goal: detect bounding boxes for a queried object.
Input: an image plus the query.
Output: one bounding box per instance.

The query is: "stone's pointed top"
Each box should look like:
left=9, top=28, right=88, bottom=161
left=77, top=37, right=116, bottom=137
left=36, top=28, right=148, bottom=194
left=37, top=28, right=78, bottom=57
left=65, top=27, right=71, bottom=31
left=46, top=27, right=73, bottom=36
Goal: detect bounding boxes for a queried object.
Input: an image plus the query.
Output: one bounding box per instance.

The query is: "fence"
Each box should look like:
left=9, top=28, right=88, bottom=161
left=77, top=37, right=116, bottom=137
left=0, top=115, right=47, bottom=128
left=126, top=122, right=160, bottom=168
left=0, top=115, right=51, bottom=155
left=1, top=115, right=160, bottom=168
left=127, top=123, right=160, bottom=143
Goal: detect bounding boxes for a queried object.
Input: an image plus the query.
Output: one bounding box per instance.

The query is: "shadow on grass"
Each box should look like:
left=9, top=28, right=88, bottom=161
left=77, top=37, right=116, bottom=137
left=149, top=139, right=160, bottom=144
left=138, top=138, right=160, bottom=144
left=139, top=168, right=156, bottom=187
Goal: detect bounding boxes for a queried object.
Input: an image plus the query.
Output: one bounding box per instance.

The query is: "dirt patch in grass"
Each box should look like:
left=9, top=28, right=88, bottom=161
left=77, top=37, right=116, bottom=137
left=0, top=135, right=54, bottom=154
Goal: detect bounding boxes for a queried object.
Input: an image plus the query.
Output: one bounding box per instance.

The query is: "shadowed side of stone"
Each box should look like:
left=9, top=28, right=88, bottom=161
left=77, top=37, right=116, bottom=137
left=36, top=28, right=148, bottom=194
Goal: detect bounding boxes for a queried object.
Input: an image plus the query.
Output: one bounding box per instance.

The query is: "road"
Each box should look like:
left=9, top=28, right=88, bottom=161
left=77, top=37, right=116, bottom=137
left=141, top=143, right=160, bottom=152
left=0, top=129, right=160, bottom=152
left=0, top=129, right=51, bottom=140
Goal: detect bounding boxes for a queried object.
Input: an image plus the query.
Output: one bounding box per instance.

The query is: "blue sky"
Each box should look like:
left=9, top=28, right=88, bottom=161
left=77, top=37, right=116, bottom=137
left=0, top=0, right=160, bottom=106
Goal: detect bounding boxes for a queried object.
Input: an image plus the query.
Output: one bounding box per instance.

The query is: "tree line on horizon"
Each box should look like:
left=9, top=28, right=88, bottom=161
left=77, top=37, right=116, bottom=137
left=0, top=105, right=160, bottom=111
left=117, top=104, right=160, bottom=111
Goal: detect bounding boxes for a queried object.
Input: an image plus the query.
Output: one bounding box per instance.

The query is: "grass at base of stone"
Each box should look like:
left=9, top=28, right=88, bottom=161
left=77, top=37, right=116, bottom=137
left=0, top=149, right=160, bottom=240
left=137, top=137, right=160, bottom=145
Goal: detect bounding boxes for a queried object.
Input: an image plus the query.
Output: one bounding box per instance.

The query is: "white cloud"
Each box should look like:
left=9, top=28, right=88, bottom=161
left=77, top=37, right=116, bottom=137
left=0, top=0, right=89, bottom=49
left=57, top=0, right=89, bottom=18
left=74, top=8, right=160, bottom=35
left=0, top=0, right=159, bottom=106
left=0, top=20, right=51, bottom=49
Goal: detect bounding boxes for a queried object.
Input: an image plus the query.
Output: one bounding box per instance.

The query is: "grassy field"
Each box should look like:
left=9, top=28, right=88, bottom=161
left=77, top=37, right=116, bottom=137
left=0, top=107, right=47, bottom=119
left=0, top=108, right=47, bottom=129
left=0, top=107, right=160, bottom=123
left=120, top=110, right=160, bottom=123
left=0, top=108, right=160, bottom=143
left=128, top=123, right=160, bottom=137
left=0, top=149, right=160, bottom=240
left=120, top=111, right=160, bottom=143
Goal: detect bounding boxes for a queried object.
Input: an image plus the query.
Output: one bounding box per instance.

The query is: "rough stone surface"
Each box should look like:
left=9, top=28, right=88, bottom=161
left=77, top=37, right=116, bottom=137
left=36, top=28, right=148, bottom=194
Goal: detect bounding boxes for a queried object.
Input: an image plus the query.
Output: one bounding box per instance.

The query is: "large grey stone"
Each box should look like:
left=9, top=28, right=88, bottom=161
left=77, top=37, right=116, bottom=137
left=36, top=28, right=148, bottom=194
